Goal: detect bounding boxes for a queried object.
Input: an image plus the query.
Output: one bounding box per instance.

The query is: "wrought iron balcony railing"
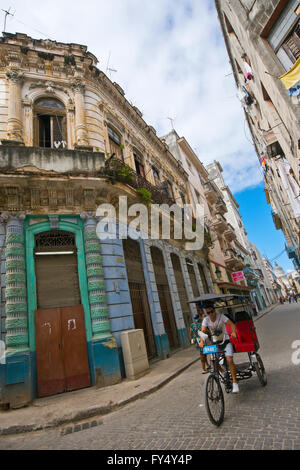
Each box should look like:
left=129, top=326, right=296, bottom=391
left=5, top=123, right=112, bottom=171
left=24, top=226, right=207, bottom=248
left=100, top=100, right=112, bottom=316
left=101, top=156, right=176, bottom=206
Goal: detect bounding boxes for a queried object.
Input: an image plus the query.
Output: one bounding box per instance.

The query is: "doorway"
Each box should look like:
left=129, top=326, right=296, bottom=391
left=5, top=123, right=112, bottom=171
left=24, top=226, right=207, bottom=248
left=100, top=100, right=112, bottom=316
left=34, top=230, right=91, bottom=397
left=170, top=253, right=191, bottom=330
left=150, top=246, right=179, bottom=349
left=123, top=238, right=157, bottom=359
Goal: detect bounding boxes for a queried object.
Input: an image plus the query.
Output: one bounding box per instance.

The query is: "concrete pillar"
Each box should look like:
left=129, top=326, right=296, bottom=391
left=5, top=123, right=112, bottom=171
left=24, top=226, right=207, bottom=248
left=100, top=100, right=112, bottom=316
left=84, top=218, right=111, bottom=340
left=6, top=70, right=24, bottom=143
left=5, top=216, right=29, bottom=354
left=71, top=78, right=89, bottom=148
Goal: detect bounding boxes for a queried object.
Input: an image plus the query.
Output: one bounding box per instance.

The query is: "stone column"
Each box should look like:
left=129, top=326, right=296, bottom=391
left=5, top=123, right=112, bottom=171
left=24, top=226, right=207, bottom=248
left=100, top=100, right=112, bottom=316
left=71, top=78, right=89, bottom=148
left=5, top=70, right=24, bottom=144
left=84, top=218, right=111, bottom=340
left=5, top=216, right=29, bottom=354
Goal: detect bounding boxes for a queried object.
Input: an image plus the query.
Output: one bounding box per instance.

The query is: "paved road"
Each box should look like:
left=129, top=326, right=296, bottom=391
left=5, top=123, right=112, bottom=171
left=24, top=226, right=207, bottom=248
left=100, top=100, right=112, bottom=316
left=1, top=303, right=300, bottom=450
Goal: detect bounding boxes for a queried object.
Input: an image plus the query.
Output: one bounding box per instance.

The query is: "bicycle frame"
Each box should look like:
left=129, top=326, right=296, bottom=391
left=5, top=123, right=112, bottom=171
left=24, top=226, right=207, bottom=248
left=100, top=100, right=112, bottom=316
left=210, top=349, right=233, bottom=393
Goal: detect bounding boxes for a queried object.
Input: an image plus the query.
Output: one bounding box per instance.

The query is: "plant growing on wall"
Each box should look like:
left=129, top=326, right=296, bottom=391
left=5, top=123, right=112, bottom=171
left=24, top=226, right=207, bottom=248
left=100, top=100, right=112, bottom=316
left=137, top=187, right=152, bottom=206
left=115, top=165, right=133, bottom=184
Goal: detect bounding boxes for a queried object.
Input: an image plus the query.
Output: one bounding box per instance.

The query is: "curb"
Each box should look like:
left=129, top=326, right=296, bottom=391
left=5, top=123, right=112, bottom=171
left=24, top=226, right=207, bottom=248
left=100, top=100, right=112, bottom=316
left=0, top=356, right=200, bottom=437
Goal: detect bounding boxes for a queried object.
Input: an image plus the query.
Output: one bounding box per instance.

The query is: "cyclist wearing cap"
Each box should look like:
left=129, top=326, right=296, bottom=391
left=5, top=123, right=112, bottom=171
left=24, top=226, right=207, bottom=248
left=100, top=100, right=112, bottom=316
left=190, top=310, right=210, bottom=374
left=201, top=301, right=239, bottom=393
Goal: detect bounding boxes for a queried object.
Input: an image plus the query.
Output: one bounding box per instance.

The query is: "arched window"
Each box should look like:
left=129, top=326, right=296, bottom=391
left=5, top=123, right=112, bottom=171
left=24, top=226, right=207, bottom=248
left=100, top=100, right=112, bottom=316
left=34, top=98, right=67, bottom=149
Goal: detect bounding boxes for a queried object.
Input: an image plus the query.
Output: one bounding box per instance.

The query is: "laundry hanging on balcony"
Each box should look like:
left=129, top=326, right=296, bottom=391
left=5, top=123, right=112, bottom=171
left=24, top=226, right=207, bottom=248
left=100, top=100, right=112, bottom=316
left=277, top=157, right=300, bottom=218
left=280, top=57, right=300, bottom=97
left=243, top=61, right=253, bottom=80
left=259, top=155, right=269, bottom=174
left=237, top=86, right=254, bottom=107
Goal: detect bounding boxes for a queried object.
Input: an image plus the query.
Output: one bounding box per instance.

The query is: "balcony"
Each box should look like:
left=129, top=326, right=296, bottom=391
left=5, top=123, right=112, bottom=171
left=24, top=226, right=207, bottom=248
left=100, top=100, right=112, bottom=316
left=0, top=145, right=106, bottom=175
left=212, top=212, right=228, bottom=233
left=224, top=248, right=237, bottom=269
left=243, top=267, right=261, bottom=280
left=215, top=197, right=227, bottom=215
left=272, top=211, right=283, bottom=230
left=225, top=248, right=246, bottom=271
left=102, top=155, right=176, bottom=205
left=204, top=182, right=218, bottom=205
left=224, top=223, right=236, bottom=242
left=234, top=254, right=247, bottom=271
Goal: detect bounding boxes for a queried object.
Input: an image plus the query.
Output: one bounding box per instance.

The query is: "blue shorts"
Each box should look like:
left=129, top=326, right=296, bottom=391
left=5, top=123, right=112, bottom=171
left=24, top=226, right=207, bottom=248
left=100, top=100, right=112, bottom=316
left=218, top=341, right=234, bottom=357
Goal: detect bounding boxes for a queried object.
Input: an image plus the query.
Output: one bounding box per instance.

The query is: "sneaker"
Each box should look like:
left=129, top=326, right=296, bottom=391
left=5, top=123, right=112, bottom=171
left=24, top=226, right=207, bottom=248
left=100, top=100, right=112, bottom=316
left=232, top=383, right=239, bottom=393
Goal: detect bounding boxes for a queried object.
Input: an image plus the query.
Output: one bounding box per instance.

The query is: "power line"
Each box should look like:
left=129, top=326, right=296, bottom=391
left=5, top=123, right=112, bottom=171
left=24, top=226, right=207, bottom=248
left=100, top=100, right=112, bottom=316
left=2, top=7, right=54, bottom=39
left=270, top=248, right=286, bottom=263
left=12, top=15, right=54, bottom=39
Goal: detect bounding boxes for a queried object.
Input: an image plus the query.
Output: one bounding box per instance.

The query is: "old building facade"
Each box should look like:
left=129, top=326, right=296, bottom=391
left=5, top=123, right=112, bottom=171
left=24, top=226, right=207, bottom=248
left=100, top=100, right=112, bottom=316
left=206, top=160, right=277, bottom=311
left=162, top=131, right=254, bottom=300
left=0, top=33, right=212, bottom=408
left=215, top=0, right=300, bottom=272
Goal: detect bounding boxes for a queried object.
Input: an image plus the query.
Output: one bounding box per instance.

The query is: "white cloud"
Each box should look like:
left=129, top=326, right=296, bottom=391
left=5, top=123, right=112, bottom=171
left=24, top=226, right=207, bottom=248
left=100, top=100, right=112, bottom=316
left=3, top=0, right=262, bottom=193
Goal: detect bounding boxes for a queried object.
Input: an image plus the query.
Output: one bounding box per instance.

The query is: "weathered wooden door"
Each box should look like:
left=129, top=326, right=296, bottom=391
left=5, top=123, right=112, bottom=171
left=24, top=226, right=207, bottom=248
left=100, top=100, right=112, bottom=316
left=156, top=283, right=179, bottom=349
left=35, top=308, right=65, bottom=397
left=151, top=246, right=179, bottom=350
left=34, top=231, right=90, bottom=398
left=35, top=305, right=91, bottom=397
left=186, top=259, right=200, bottom=298
left=128, top=282, right=156, bottom=359
left=171, top=254, right=191, bottom=330
left=123, top=238, right=157, bottom=359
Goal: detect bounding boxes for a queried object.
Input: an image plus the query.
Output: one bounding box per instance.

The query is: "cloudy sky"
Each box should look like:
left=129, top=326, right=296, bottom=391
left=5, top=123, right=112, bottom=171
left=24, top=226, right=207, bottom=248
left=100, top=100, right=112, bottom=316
left=1, top=0, right=293, bottom=270
left=3, top=0, right=262, bottom=192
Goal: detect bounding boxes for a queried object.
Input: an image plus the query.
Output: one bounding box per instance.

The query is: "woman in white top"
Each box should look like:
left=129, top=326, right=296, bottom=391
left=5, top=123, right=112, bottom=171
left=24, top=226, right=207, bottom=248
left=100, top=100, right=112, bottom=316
left=201, top=303, right=239, bottom=393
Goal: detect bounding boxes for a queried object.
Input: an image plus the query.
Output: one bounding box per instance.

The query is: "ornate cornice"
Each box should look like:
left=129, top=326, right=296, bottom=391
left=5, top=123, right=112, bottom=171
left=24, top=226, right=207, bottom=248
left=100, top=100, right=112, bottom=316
left=29, top=79, right=71, bottom=98
left=6, top=70, right=24, bottom=84
left=70, top=78, right=86, bottom=94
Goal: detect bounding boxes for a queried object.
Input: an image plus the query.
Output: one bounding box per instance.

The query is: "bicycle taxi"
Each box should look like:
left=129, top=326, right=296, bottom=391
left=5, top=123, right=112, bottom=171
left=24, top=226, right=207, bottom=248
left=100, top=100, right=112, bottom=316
left=189, top=293, right=267, bottom=426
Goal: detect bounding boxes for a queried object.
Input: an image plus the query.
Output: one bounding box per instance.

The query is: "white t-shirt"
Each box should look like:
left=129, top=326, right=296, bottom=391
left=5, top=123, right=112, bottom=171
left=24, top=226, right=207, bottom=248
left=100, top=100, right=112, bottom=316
left=202, top=313, right=230, bottom=344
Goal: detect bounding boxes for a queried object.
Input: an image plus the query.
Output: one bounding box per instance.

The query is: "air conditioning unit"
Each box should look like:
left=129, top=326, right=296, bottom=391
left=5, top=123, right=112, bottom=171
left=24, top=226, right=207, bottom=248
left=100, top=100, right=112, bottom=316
left=120, top=329, right=149, bottom=380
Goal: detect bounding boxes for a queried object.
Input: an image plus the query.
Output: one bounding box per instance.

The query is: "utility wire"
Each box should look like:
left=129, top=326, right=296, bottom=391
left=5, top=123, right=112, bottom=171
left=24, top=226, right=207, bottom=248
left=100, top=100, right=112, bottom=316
left=2, top=9, right=54, bottom=40
left=269, top=248, right=286, bottom=263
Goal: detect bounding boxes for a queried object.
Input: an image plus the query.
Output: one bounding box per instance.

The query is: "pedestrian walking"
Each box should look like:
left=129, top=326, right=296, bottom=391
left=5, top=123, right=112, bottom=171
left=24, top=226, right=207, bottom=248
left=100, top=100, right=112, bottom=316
left=190, top=312, right=210, bottom=374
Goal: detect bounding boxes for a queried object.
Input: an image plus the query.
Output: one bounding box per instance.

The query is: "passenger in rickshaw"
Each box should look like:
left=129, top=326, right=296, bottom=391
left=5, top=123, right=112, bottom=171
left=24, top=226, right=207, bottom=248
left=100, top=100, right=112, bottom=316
left=201, top=301, right=240, bottom=393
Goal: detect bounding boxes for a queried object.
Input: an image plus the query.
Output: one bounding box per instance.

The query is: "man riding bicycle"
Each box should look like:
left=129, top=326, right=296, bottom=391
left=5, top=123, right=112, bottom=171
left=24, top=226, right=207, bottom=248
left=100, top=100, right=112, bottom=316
left=201, top=301, right=240, bottom=393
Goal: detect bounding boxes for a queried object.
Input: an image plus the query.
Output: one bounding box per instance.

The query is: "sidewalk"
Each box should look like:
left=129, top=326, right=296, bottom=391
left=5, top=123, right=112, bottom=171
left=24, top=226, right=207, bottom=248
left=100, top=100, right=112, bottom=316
left=0, top=303, right=278, bottom=437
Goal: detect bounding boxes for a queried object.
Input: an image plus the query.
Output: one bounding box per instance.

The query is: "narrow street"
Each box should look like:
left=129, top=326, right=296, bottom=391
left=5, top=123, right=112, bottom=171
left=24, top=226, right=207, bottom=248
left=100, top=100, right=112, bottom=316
left=1, top=303, right=300, bottom=450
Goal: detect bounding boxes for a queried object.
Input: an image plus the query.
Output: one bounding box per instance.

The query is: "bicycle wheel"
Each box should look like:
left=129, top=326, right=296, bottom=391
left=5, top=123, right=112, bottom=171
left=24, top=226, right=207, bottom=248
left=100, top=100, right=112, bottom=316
left=205, top=374, right=225, bottom=426
left=254, top=353, right=267, bottom=387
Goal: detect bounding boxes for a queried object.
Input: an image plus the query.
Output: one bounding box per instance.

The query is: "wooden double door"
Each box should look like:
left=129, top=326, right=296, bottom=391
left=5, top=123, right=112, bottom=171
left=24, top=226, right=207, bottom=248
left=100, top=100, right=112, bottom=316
left=35, top=305, right=91, bottom=398
left=34, top=231, right=91, bottom=398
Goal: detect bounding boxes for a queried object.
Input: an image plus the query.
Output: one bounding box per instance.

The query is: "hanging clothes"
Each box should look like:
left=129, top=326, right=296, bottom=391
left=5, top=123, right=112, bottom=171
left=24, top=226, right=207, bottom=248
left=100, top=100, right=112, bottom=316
left=280, top=57, right=300, bottom=97
left=237, top=86, right=254, bottom=110
left=277, top=158, right=300, bottom=218
left=244, top=61, right=254, bottom=80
